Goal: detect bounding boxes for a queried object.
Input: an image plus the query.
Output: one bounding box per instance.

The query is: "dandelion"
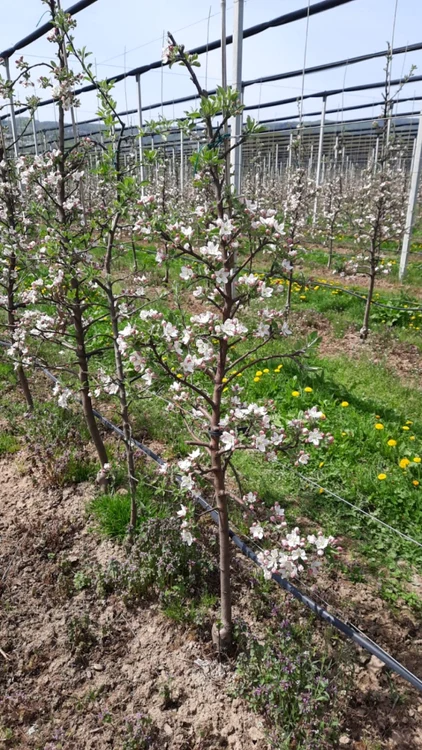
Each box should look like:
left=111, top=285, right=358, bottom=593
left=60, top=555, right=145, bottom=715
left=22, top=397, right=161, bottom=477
left=413, top=480, right=420, bottom=487
left=387, top=439, right=397, bottom=447
left=399, top=458, right=411, bottom=469
left=402, top=426, right=410, bottom=431
left=319, top=461, right=324, bottom=468
left=406, top=420, right=413, bottom=425
left=413, top=457, right=421, bottom=463
left=377, top=473, right=387, bottom=480
left=263, top=368, right=270, bottom=373
left=222, top=377, right=228, bottom=383
left=253, top=377, right=260, bottom=383
left=176, top=373, right=183, bottom=379
left=375, top=423, right=384, bottom=430
left=319, top=488, right=324, bottom=494
left=255, top=370, right=263, bottom=377
left=410, top=436, right=416, bottom=440
left=291, top=391, right=300, bottom=397
left=341, top=401, right=349, bottom=407
left=304, top=387, right=313, bottom=393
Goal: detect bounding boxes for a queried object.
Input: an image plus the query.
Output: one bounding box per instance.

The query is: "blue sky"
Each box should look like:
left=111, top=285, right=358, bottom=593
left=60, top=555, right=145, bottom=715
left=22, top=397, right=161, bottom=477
left=2, top=0, right=422, bottom=130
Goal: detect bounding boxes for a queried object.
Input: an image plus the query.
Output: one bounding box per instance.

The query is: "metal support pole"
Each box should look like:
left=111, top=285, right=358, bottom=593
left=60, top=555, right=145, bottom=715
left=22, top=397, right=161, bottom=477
left=136, top=74, right=145, bottom=190
left=399, top=108, right=422, bottom=281
left=32, top=115, right=39, bottom=157
left=180, top=130, right=184, bottom=193
left=230, top=0, right=244, bottom=194
left=288, top=133, right=293, bottom=169
left=313, top=95, right=327, bottom=224
left=373, top=136, right=380, bottom=174
left=275, top=142, right=279, bottom=177
left=4, top=58, right=19, bottom=158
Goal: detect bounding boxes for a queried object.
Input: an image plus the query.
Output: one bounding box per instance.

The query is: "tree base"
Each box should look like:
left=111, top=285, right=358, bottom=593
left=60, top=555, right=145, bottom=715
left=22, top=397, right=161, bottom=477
left=212, top=621, right=232, bottom=653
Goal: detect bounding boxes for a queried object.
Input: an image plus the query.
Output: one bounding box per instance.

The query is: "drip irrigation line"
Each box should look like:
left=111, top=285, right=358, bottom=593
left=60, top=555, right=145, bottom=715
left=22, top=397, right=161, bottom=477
left=295, top=471, right=422, bottom=550
left=1, top=338, right=422, bottom=693
left=0, top=0, right=98, bottom=61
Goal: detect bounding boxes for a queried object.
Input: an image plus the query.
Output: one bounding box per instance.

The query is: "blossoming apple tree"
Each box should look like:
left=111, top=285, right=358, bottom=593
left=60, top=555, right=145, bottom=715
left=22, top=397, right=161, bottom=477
left=124, top=36, right=334, bottom=648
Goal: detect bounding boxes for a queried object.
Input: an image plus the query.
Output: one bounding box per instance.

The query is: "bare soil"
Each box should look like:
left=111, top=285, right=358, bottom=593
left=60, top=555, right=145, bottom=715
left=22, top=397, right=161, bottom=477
left=0, top=456, right=267, bottom=750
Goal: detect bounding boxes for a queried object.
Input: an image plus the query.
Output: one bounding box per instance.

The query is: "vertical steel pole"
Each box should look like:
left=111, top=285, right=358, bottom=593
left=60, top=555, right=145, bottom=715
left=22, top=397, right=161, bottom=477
left=4, top=58, right=19, bottom=158
left=230, top=0, right=244, bottom=194
left=32, top=115, right=39, bottom=157
left=373, top=136, right=379, bottom=174
left=288, top=132, right=293, bottom=169
left=313, top=95, right=327, bottom=224
left=136, top=74, right=145, bottom=191
left=399, top=108, right=422, bottom=281
left=180, top=130, right=184, bottom=193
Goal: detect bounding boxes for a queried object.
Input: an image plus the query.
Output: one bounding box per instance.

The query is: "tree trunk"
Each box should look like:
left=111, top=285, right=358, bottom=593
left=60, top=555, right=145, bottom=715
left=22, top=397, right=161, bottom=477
left=73, top=301, right=109, bottom=475
left=327, top=236, right=333, bottom=269
left=360, top=269, right=376, bottom=340
left=211, top=441, right=232, bottom=650
left=108, top=287, right=138, bottom=530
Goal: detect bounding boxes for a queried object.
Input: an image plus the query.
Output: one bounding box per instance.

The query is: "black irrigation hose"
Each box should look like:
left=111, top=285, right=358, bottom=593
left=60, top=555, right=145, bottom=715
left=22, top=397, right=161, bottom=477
left=1, top=339, right=421, bottom=693
left=0, top=0, right=98, bottom=61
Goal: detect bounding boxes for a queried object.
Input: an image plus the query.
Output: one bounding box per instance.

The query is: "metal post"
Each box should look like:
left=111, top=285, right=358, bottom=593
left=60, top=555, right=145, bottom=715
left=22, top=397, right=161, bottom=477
left=136, top=74, right=145, bottom=191
left=334, top=135, right=339, bottom=168
left=308, top=143, right=314, bottom=175
left=180, top=130, right=184, bottom=193
left=32, top=115, right=39, bottom=157
left=230, top=0, right=244, bottom=194
left=275, top=142, right=279, bottom=177
left=4, top=58, right=19, bottom=158
left=288, top=133, right=293, bottom=169
left=399, top=108, right=422, bottom=281
left=373, top=136, right=380, bottom=174
left=313, top=95, right=327, bottom=224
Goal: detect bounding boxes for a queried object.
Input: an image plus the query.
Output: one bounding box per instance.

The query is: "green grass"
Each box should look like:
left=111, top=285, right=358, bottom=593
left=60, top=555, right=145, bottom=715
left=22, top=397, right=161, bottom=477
left=234, top=350, right=422, bottom=578
left=0, top=432, right=20, bottom=456
left=88, top=478, right=170, bottom=539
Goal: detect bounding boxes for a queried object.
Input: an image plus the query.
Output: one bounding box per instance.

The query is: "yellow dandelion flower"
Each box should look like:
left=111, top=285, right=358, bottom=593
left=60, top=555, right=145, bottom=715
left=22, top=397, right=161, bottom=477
left=222, top=377, right=228, bottom=383
left=375, top=423, right=384, bottom=430
left=304, top=387, right=313, bottom=393
left=406, top=420, right=413, bottom=425
left=319, top=462, right=324, bottom=468
left=399, top=458, right=411, bottom=469
left=410, top=436, right=416, bottom=441
left=319, top=488, right=324, bottom=494
left=263, top=368, right=270, bottom=374
left=413, top=480, right=420, bottom=487
left=387, top=439, right=397, bottom=447
left=253, top=377, right=260, bottom=383
left=341, top=401, right=349, bottom=407
left=413, top=457, right=421, bottom=464
left=292, top=390, right=300, bottom=397
left=255, top=371, right=263, bottom=377
left=176, top=373, right=183, bottom=379
left=378, top=473, right=387, bottom=480
left=402, top=426, right=410, bottom=431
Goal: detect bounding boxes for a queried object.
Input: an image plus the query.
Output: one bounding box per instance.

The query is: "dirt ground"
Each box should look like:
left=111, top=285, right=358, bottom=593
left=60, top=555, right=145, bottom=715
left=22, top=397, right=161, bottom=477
left=0, top=456, right=268, bottom=750
left=2, top=452, right=422, bottom=749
